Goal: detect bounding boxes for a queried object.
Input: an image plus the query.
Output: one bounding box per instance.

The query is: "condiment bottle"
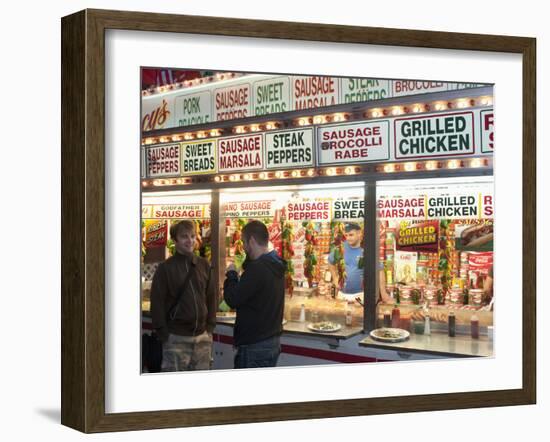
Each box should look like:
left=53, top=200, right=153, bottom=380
left=391, top=305, right=401, bottom=328
left=448, top=311, right=456, bottom=337
left=424, top=311, right=431, bottom=336
left=345, top=305, right=353, bottom=326
left=383, top=310, right=392, bottom=328
left=299, top=304, right=306, bottom=322
left=471, top=313, right=480, bottom=339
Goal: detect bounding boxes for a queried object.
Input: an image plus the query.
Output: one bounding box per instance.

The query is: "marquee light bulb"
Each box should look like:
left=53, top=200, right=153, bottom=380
left=470, top=158, right=483, bottom=168
left=391, top=107, right=402, bottom=116
left=333, top=113, right=347, bottom=122
left=313, top=115, right=326, bottom=124
left=425, top=161, right=437, bottom=170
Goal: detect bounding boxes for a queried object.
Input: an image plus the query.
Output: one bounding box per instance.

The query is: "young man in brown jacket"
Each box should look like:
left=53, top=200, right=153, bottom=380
left=150, top=220, right=217, bottom=371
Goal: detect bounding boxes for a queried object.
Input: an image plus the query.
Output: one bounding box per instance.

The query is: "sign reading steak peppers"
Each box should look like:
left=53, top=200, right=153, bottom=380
left=264, top=128, right=314, bottom=169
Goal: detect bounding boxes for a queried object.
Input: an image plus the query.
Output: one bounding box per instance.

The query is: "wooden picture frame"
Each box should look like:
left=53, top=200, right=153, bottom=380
left=61, top=8, right=536, bottom=433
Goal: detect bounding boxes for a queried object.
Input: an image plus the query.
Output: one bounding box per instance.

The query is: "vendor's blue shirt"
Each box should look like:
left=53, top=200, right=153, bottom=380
left=329, top=242, right=363, bottom=293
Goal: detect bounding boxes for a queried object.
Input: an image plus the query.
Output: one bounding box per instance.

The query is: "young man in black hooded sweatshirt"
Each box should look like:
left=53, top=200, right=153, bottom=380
left=223, top=220, right=286, bottom=369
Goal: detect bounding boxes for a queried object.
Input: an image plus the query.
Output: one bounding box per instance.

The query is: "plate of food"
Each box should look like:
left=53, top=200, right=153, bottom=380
left=307, top=321, right=342, bottom=333
left=370, top=327, right=410, bottom=343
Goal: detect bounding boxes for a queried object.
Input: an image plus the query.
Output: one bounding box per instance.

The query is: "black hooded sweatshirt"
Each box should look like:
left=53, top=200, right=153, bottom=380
left=223, top=250, right=286, bottom=346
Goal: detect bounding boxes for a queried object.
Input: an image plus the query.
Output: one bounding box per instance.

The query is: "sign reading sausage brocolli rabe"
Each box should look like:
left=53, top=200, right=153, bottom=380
left=318, top=120, right=391, bottom=165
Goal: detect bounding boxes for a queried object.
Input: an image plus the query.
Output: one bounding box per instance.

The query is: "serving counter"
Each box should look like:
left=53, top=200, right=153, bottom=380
left=359, top=332, right=493, bottom=358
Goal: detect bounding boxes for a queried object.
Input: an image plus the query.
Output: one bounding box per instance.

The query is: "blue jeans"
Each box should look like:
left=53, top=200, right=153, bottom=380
left=234, top=335, right=281, bottom=369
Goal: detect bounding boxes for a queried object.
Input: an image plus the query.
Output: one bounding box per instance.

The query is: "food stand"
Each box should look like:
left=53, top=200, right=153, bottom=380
left=141, top=72, right=494, bottom=367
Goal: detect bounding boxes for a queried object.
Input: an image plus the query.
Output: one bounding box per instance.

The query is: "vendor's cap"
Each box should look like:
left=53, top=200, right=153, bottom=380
left=345, top=223, right=361, bottom=232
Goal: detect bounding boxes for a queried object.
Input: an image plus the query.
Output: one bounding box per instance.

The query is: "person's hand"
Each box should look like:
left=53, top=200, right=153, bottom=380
left=226, top=263, right=237, bottom=273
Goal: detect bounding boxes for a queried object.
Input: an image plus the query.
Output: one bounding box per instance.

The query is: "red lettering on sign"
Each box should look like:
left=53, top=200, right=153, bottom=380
left=142, top=100, right=170, bottom=131
left=484, top=113, right=494, bottom=149
left=294, top=77, right=335, bottom=98
left=394, top=81, right=444, bottom=94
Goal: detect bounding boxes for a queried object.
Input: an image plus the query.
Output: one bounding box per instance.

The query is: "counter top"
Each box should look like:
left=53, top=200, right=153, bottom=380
left=216, top=316, right=363, bottom=341
left=359, top=332, right=493, bottom=358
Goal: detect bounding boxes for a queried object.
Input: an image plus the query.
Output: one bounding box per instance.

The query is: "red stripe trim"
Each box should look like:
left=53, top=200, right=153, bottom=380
left=144, top=326, right=390, bottom=363
left=212, top=333, right=379, bottom=364
left=281, top=343, right=377, bottom=363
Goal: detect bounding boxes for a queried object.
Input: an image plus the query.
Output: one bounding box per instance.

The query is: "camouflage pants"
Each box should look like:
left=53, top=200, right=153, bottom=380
left=161, top=331, right=213, bottom=372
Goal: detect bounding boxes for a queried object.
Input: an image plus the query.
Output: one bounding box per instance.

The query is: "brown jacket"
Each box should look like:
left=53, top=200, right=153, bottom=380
left=151, top=251, right=217, bottom=341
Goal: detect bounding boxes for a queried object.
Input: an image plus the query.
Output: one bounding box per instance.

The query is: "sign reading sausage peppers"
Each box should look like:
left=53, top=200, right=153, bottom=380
left=286, top=199, right=331, bottom=221
left=218, top=134, right=263, bottom=172
left=181, top=139, right=216, bottom=175
left=317, top=120, right=391, bottom=165
left=145, top=143, right=181, bottom=177
left=214, top=82, right=251, bottom=121
left=264, top=128, right=314, bottom=169
left=394, top=111, right=475, bottom=159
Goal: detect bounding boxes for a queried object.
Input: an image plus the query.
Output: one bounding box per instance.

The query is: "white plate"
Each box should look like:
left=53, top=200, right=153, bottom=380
left=369, top=327, right=410, bottom=343
left=307, top=322, right=342, bottom=333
